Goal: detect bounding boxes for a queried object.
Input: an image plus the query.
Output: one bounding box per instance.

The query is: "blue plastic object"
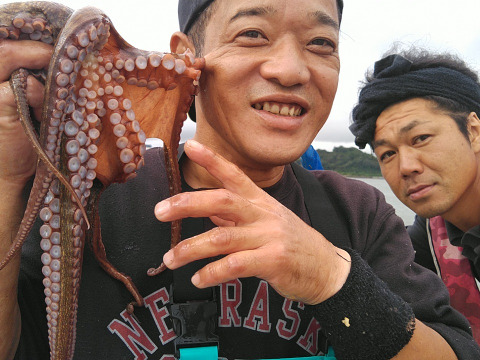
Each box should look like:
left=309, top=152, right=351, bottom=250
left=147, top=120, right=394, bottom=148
left=179, top=346, right=218, bottom=360
left=301, top=145, right=324, bottom=170
left=178, top=346, right=335, bottom=359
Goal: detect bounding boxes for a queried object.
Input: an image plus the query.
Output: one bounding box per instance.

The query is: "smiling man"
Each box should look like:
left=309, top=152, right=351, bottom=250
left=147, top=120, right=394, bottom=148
left=351, top=47, right=480, bottom=343
left=177, top=0, right=340, bottom=180
left=2, top=1, right=480, bottom=360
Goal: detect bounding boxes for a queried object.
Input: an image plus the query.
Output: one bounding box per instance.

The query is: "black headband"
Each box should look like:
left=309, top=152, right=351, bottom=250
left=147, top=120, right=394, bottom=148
left=350, top=54, right=480, bottom=149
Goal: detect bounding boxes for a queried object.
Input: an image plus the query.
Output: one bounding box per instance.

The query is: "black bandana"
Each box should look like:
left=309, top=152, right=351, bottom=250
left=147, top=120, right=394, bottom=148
left=350, top=54, right=480, bottom=149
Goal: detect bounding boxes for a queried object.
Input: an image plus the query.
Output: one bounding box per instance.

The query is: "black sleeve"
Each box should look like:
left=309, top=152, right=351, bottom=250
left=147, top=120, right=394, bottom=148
left=407, top=215, right=437, bottom=273
left=310, top=172, right=480, bottom=359
left=365, top=208, right=480, bottom=360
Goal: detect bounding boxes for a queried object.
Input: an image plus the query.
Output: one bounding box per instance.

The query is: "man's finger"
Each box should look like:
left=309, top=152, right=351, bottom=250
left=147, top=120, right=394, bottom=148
left=190, top=249, right=265, bottom=289
left=0, top=40, right=52, bottom=82
left=0, top=76, right=45, bottom=120
left=155, top=188, right=258, bottom=223
left=209, top=215, right=236, bottom=227
left=163, top=226, right=265, bottom=270
left=184, top=140, right=261, bottom=199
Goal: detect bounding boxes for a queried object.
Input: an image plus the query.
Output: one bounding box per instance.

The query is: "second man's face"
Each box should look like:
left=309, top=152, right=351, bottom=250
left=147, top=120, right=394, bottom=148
left=373, top=98, right=480, bottom=225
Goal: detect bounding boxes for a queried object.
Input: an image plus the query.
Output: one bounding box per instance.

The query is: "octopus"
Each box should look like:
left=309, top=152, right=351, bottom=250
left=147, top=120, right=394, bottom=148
left=0, top=2, right=204, bottom=359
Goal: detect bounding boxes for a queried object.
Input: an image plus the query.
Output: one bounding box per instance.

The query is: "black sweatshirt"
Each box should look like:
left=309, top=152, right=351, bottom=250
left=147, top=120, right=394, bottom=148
left=15, top=147, right=479, bottom=359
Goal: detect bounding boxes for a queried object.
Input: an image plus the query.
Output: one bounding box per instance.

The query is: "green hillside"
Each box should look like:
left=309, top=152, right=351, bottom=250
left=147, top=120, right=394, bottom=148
left=316, top=146, right=382, bottom=177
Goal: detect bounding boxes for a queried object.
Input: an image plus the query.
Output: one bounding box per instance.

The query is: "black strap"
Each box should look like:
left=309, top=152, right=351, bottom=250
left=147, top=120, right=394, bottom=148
left=171, top=143, right=213, bottom=303
left=171, top=216, right=214, bottom=303
left=290, top=163, right=351, bottom=249
left=169, top=213, right=219, bottom=354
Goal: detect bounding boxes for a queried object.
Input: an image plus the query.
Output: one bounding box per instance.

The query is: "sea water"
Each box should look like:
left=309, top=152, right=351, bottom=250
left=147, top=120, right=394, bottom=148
left=354, top=177, right=416, bottom=226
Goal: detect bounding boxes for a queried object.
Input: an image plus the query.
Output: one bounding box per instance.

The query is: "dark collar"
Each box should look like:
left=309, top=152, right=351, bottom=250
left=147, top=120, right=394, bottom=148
left=445, top=221, right=480, bottom=272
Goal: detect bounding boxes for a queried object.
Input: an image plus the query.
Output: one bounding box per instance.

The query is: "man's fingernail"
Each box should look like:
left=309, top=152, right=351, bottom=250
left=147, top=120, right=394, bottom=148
left=163, top=250, right=174, bottom=265
left=155, top=201, right=169, bottom=217
left=191, top=273, right=200, bottom=287
left=186, top=139, right=201, bottom=149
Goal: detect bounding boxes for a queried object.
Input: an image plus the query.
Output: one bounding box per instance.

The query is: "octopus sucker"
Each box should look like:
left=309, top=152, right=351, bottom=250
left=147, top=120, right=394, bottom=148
left=0, top=2, right=204, bottom=359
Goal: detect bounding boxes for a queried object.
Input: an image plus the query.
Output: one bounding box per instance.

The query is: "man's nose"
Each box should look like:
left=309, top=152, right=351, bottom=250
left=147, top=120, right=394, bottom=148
left=399, top=149, right=424, bottom=177
left=259, top=38, right=310, bottom=87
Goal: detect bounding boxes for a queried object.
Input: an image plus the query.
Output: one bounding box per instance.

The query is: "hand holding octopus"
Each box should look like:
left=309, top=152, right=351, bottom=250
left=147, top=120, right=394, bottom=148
left=0, top=40, right=51, bottom=188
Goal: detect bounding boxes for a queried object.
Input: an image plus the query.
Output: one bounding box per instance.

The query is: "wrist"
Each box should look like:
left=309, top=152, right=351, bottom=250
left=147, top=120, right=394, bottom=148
left=0, top=177, right=31, bottom=236
left=329, top=248, right=351, bottom=297
left=312, top=246, right=352, bottom=304
left=0, top=175, right=32, bottom=198
left=0, top=177, right=26, bottom=190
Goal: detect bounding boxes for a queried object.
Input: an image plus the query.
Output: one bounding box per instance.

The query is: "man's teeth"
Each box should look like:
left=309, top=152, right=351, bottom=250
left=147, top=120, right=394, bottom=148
left=253, top=102, right=302, bottom=116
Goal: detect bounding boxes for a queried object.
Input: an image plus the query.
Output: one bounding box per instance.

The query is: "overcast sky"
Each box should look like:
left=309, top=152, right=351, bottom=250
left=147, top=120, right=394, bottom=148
left=2, top=0, right=479, bottom=151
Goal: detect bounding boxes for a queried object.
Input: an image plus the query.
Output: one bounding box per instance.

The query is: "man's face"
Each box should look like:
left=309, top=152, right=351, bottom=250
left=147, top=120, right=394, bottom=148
left=194, top=0, right=340, bottom=169
left=373, top=98, right=480, bottom=225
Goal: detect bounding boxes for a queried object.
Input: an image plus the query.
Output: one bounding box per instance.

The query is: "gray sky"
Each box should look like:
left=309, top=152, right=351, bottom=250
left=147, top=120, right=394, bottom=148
left=2, top=0, right=479, bottom=151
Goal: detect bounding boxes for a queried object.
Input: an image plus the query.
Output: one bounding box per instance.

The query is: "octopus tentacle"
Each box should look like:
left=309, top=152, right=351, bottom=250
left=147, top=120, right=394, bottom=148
left=0, top=67, right=89, bottom=271
left=0, top=162, right=54, bottom=270
left=10, top=68, right=90, bottom=226
left=0, top=2, right=204, bottom=359
left=86, top=184, right=144, bottom=309
left=0, top=2, right=76, bottom=275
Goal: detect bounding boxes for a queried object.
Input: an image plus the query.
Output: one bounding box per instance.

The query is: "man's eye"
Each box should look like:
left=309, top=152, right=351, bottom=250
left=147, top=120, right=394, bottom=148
left=379, top=151, right=395, bottom=162
left=239, top=30, right=263, bottom=39
left=413, top=134, right=430, bottom=144
left=310, top=38, right=335, bottom=48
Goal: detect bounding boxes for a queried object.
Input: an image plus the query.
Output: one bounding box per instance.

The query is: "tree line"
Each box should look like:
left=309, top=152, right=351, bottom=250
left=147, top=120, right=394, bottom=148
left=315, top=146, right=382, bottom=177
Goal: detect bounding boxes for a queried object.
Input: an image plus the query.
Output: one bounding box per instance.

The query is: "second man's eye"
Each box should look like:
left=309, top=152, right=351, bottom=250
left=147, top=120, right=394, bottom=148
left=379, top=150, right=396, bottom=162
left=413, top=134, right=430, bottom=144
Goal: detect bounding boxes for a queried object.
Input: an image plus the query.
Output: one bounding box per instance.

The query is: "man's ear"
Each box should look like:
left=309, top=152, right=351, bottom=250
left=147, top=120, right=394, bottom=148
left=170, top=31, right=195, bottom=56
left=467, top=112, right=480, bottom=153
